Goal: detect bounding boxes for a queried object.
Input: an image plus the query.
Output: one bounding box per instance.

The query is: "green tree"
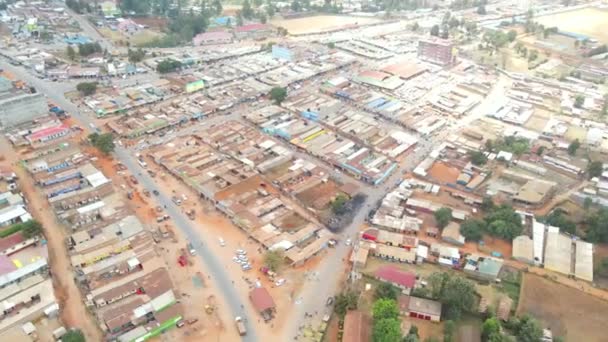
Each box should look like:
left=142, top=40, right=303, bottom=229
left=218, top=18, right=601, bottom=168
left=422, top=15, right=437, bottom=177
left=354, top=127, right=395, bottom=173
left=460, top=219, right=485, bottom=241
left=375, top=282, right=399, bottom=301
left=515, top=315, right=543, bottom=342
left=76, top=82, right=98, bottom=96
left=434, top=207, right=452, bottom=229
left=469, top=151, right=488, bottom=166
left=212, top=0, right=223, bottom=15
left=263, top=249, right=284, bottom=272
left=156, top=59, right=182, bottom=73
left=259, top=13, right=267, bottom=24
left=88, top=132, right=115, bottom=154
left=443, top=320, right=456, bottom=342
left=411, top=22, right=420, bottom=31
left=242, top=0, right=254, bottom=18
left=62, top=329, right=85, bottom=342
left=507, top=30, right=517, bottom=42
left=568, top=139, right=580, bottom=155
left=586, top=207, right=608, bottom=242
left=574, top=94, right=585, bottom=109
left=334, top=290, right=358, bottom=317
left=477, top=5, right=486, bottom=14
left=266, top=0, right=275, bottom=17
left=270, top=87, right=287, bottom=105
left=544, top=209, right=576, bottom=234
left=430, top=24, right=440, bottom=37
left=373, top=318, right=402, bottom=342
left=588, top=160, right=603, bottom=179
left=595, top=257, right=608, bottom=277
left=427, top=272, right=476, bottom=320
left=481, top=196, right=495, bottom=212
left=372, top=298, right=400, bottom=321
left=584, top=197, right=593, bottom=210
left=67, top=45, right=76, bottom=61
left=128, top=48, right=146, bottom=64
left=22, top=220, right=43, bottom=239
left=528, top=49, right=538, bottom=62
left=482, top=317, right=501, bottom=341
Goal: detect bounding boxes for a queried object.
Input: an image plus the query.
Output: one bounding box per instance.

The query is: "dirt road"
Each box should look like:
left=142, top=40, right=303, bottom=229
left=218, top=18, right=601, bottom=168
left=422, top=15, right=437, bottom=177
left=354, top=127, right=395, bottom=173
left=0, top=138, right=102, bottom=341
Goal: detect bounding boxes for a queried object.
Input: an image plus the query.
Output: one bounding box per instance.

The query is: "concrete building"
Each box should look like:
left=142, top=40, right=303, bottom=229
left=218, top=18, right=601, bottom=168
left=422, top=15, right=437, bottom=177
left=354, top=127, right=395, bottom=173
left=441, top=222, right=465, bottom=246
left=374, top=265, right=416, bottom=294
left=417, top=39, right=455, bottom=66
left=512, top=235, right=535, bottom=265
left=400, top=295, right=442, bottom=322
left=0, top=92, right=47, bottom=128
left=544, top=230, right=573, bottom=277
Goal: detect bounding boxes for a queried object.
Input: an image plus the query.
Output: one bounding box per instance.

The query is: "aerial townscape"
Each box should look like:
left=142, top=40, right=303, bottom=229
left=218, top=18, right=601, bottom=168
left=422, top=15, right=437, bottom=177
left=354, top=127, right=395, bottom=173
left=1, top=0, right=608, bottom=341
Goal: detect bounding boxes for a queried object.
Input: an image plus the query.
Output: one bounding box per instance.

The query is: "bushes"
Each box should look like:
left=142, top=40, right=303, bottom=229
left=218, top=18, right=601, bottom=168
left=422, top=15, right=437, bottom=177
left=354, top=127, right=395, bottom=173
left=76, top=82, right=97, bottom=96
left=0, top=220, right=42, bottom=238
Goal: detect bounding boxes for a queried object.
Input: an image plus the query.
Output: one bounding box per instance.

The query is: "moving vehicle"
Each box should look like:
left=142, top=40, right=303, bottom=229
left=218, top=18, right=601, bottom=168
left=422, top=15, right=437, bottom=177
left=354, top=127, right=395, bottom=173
left=235, top=316, right=247, bottom=336
left=275, top=278, right=286, bottom=287
left=326, top=296, right=334, bottom=306
left=187, top=243, right=196, bottom=256
left=218, top=237, right=226, bottom=247
left=153, top=190, right=159, bottom=196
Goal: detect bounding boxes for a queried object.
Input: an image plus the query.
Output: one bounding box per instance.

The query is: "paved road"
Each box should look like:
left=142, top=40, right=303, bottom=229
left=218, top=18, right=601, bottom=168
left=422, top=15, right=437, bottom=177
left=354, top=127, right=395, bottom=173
left=0, top=60, right=258, bottom=342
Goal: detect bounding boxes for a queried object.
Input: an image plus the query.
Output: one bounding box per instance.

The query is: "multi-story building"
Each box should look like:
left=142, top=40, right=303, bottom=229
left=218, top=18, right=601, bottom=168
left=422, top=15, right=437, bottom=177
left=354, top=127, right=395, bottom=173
left=0, top=92, right=47, bottom=128
left=417, top=39, right=455, bottom=66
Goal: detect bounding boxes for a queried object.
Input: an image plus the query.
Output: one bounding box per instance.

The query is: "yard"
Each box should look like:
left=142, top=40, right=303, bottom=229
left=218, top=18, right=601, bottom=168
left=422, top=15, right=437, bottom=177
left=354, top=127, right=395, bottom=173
left=517, top=273, right=608, bottom=341
left=535, top=7, right=608, bottom=43
left=270, top=15, right=381, bottom=35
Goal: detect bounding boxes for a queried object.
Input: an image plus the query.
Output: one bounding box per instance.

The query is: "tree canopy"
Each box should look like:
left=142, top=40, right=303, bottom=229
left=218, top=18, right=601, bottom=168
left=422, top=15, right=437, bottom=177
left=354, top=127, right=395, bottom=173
left=587, top=160, right=603, bottom=179
left=427, top=272, right=476, bottom=320
left=263, top=249, right=284, bottom=272
left=469, top=151, right=488, bottom=166
left=460, top=219, right=485, bottom=241
left=334, top=290, right=358, bottom=317
left=374, top=282, right=399, bottom=301
left=270, top=87, right=287, bottom=105
left=78, top=42, right=102, bottom=56
left=483, top=205, right=523, bottom=240
left=88, top=133, right=115, bottom=155
left=128, top=48, right=146, bottom=64
left=372, top=298, right=400, bottom=321
left=62, top=329, right=86, bottom=342
left=156, top=59, right=182, bottom=73
left=76, top=82, right=97, bottom=96
left=372, top=317, right=402, bottom=342
left=585, top=208, right=608, bottom=242
left=434, top=207, right=452, bottom=229
left=542, top=209, right=576, bottom=235
left=567, top=139, right=580, bottom=156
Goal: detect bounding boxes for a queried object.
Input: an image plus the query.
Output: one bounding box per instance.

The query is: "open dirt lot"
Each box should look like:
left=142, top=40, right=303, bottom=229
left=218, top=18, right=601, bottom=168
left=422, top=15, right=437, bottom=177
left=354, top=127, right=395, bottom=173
left=517, top=274, right=608, bottom=341
left=536, top=8, right=608, bottom=43
left=270, top=15, right=381, bottom=35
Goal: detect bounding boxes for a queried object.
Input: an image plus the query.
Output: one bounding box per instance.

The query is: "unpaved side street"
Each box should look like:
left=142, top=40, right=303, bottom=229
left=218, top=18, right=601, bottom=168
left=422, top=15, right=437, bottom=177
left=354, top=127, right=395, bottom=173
left=0, top=137, right=103, bottom=341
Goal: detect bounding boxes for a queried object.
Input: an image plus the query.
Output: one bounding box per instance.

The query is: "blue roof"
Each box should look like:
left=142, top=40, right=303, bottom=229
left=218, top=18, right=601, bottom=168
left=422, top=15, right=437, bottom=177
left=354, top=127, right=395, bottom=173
left=64, top=35, right=91, bottom=45
left=212, top=16, right=235, bottom=26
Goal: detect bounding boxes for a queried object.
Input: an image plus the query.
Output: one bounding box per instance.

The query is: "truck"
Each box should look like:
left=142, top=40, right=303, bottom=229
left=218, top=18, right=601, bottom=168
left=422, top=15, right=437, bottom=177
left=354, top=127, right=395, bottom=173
left=235, top=317, right=247, bottom=336
left=187, top=242, right=196, bottom=256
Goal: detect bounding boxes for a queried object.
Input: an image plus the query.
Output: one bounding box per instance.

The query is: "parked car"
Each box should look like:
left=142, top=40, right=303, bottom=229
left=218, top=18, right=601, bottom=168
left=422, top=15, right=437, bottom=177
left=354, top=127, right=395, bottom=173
left=153, top=190, right=160, bottom=196
left=218, top=237, right=226, bottom=247
left=326, top=297, right=334, bottom=306
left=236, top=249, right=246, bottom=255
left=275, top=278, right=286, bottom=287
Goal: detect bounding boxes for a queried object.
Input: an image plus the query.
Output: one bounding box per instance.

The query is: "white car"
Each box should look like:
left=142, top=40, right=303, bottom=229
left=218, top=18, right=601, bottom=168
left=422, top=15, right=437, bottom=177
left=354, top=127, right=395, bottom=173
left=218, top=237, right=226, bottom=247
left=236, top=249, right=246, bottom=255
left=238, top=256, right=248, bottom=263
left=275, top=278, right=286, bottom=287
left=345, top=238, right=352, bottom=246
left=232, top=256, right=241, bottom=264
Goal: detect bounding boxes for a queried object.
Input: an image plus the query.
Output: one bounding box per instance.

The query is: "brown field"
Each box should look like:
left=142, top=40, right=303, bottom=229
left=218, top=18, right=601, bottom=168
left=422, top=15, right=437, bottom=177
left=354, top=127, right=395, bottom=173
left=427, top=161, right=460, bottom=184
left=536, top=8, right=608, bottom=43
left=517, top=274, right=608, bottom=341
left=296, top=181, right=339, bottom=210
left=270, top=15, right=381, bottom=35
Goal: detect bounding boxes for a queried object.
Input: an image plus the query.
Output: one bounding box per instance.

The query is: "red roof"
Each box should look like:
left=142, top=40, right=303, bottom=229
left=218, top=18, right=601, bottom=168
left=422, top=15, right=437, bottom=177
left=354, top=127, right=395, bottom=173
left=29, top=124, right=69, bottom=140
left=375, top=265, right=416, bottom=288
left=343, top=310, right=371, bottom=342
left=361, top=228, right=379, bottom=240
left=249, top=287, right=275, bottom=313
left=236, top=23, right=271, bottom=32
left=0, top=232, right=24, bottom=253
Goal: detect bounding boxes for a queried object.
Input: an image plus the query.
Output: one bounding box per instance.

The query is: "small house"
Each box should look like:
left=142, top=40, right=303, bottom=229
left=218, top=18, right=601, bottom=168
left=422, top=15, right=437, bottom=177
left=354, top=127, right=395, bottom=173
left=249, top=287, right=276, bottom=321
left=374, top=265, right=416, bottom=294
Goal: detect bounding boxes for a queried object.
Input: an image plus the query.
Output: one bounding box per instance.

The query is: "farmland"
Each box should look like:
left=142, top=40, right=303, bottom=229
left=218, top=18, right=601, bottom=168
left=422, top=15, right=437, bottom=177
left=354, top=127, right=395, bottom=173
left=517, top=274, right=608, bottom=341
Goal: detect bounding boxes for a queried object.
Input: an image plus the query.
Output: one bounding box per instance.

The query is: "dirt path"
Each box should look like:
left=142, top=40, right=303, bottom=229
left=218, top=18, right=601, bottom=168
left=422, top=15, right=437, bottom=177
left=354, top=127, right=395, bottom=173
left=0, top=138, right=103, bottom=341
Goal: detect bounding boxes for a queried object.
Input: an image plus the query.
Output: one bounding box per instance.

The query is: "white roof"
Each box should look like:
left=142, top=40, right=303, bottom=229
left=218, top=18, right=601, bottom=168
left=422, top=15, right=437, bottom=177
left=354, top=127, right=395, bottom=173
left=574, top=240, right=593, bottom=282
left=0, top=206, right=27, bottom=225
left=76, top=200, right=105, bottom=214
left=544, top=231, right=572, bottom=276
left=86, top=171, right=110, bottom=188
left=21, top=322, right=36, bottom=335
left=532, top=219, right=545, bottom=264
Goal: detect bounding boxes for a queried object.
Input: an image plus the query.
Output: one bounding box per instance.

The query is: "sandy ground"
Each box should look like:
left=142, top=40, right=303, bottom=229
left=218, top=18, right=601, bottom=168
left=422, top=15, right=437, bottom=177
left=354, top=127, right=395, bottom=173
left=536, top=8, right=608, bottom=43
left=517, top=274, right=608, bottom=341
left=270, top=15, right=381, bottom=35
left=0, top=137, right=103, bottom=341
left=136, top=155, right=314, bottom=340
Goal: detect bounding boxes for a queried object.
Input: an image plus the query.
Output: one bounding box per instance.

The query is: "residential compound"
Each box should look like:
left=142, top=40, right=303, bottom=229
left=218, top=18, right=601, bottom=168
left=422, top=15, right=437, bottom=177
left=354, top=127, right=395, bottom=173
left=5, top=119, right=184, bottom=341
left=0, top=75, right=47, bottom=128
